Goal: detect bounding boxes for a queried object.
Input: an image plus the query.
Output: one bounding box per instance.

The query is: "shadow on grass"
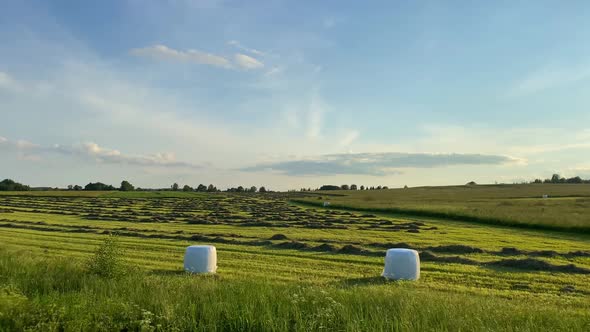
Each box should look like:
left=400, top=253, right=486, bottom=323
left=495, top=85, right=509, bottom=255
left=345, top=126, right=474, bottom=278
left=149, top=269, right=222, bottom=279
left=337, top=276, right=394, bottom=287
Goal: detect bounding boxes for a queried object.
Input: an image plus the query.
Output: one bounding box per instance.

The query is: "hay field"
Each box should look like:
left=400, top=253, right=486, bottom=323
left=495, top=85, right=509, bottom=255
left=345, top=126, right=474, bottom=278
left=294, top=184, right=590, bottom=232
left=0, top=191, right=589, bottom=331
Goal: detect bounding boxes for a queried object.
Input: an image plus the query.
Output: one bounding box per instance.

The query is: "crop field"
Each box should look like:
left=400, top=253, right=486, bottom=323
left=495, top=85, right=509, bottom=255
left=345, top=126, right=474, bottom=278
left=295, top=184, right=590, bottom=232
left=1, top=190, right=589, bottom=331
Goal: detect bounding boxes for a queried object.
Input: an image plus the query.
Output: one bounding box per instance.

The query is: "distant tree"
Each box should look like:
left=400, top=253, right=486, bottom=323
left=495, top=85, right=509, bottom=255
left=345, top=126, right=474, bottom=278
left=207, top=184, right=216, bottom=192
left=120, top=180, right=135, bottom=191
left=319, top=185, right=340, bottom=191
left=250, top=186, right=257, bottom=193
left=404, top=185, right=408, bottom=189
left=196, top=184, right=207, bottom=192
left=172, top=183, right=179, bottom=191
left=259, top=186, right=267, bottom=193
left=360, top=185, right=365, bottom=190
left=73, top=185, right=83, bottom=191
left=350, top=184, right=358, bottom=190
left=182, top=185, right=193, bottom=192
left=533, top=179, right=543, bottom=184
left=67, top=185, right=73, bottom=190
left=566, top=176, right=583, bottom=184
left=84, top=182, right=116, bottom=191
left=0, top=179, right=30, bottom=191
left=340, top=184, right=350, bottom=190
left=466, top=181, right=477, bottom=185
left=236, top=186, right=244, bottom=193
left=382, top=186, right=389, bottom=189
left=376, top=185, right=382, bottom=190
left=550, top=174, right=561, bottom=184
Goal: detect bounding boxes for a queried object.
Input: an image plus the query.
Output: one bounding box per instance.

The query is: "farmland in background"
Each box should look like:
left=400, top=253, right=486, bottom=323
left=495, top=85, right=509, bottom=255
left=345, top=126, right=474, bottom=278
left=0, top=188, right=589, bottom=330
left=294, top=184, right=590, bottom=232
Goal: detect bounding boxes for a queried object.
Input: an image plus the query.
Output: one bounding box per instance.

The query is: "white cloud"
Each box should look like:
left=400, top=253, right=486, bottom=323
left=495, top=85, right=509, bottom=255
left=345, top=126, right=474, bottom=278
left=241, top=152, right=523, bottom=176
left=0, top=71, right=20, bottom=91
left=130, top=44, right=266, bottom=70
left=130, top=44, right=232, bottom=68
left=234, top=53, right=264, bottom=69
left=264, top=66, right=283, bottom=77
left=227, top=40, right=266, bottom=56
left=510, top=64, right=590, bottom=96
left=306, top=95, right=327, bottom=139
left=1, top=135, right=203, bottom=169
left=340, top=130, right=359, bottom=146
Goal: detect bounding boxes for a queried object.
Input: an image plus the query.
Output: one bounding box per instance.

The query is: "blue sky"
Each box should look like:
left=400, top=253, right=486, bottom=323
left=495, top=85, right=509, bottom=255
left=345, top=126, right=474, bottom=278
left=2, top=0, right=590, bottom=190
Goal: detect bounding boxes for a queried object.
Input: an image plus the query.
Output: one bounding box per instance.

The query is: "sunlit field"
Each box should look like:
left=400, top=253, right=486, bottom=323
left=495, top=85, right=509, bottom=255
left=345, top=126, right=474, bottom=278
left=295, top=184, right=590, bottom=232
left=1, top=190, right=589, bottom=331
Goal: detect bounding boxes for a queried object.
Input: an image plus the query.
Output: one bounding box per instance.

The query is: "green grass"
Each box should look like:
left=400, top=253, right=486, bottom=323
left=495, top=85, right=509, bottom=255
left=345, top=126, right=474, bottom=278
left=0, top=190, right=589, bottom=331
left=295, top=184, right=590, bottom=232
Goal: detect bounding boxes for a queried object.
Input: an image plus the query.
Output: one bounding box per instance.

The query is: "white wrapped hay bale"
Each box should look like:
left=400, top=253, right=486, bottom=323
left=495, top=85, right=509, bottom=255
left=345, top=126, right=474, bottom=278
left=184, top=245, right=217, bottom=273
left=382, top=248, right=420, bottom=280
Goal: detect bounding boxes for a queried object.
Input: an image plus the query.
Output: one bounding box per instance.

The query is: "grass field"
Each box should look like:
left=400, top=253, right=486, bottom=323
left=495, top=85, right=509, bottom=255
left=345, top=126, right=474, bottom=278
left=1, top=189, right=589, bottom=331
left=294, top=184, right=590, bottom=232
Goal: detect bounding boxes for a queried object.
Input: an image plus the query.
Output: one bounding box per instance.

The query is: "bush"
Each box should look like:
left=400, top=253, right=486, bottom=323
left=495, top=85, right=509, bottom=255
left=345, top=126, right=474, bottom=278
left=86, top=235, right=126, bottom=278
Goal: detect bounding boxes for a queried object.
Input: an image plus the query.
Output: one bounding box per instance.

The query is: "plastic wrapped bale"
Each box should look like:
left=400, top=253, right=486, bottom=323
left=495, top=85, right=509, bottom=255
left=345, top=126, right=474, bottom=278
left=184, top=245, right=217, bottom=273
left=382, top=248, right=420, bottom=280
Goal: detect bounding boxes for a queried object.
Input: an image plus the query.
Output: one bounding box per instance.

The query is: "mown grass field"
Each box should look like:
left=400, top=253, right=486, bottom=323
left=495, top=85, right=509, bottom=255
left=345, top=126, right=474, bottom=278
left=295, top=184, right=590, bottom=232
left=0, top=189, right=589, bottom=331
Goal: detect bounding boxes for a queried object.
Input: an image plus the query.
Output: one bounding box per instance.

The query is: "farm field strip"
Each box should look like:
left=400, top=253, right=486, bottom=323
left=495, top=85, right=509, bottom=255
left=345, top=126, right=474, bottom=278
left=1, top=193, right=589, bottom=300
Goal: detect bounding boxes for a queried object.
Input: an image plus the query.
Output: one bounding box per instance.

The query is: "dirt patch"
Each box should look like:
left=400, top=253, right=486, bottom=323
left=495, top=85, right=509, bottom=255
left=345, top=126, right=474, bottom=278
left=499, top=247, right=524, bottom=255
left=269, top=234, right=288, bottom=240
left=274, top=241, right=308, bottom=250
left=428, top=245, right=484, bottom=254
left=487, top=258, right=590, bottom=274
left=419, top=251, right=478, bottom=265
left=310, top=243, right=338, bottom=252
left=338, top=244, right=366, bottom=255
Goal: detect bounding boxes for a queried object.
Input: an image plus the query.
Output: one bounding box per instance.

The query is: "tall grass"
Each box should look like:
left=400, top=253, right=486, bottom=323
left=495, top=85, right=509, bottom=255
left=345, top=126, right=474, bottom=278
left=1, top=249, right=588, bottom=331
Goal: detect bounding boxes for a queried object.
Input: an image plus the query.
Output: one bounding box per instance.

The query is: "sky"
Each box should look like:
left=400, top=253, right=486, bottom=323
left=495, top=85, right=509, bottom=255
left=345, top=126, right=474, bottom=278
left=1, top=0, right=590, bottom=190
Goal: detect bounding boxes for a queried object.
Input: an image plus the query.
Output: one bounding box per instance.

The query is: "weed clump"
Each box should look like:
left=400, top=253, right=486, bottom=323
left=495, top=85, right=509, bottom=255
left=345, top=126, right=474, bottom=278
left=86, top=234, right=126, bottom=278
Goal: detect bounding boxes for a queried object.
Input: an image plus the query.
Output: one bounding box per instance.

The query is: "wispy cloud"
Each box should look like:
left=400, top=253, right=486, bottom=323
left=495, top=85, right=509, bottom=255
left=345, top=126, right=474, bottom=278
left=227, top=40, right=265, bottom=56
left=0, top=71, right=20, bottom=91
left=234, top=53, right=264, bottom=69
left=339, top=130, right=359, bottom=147
left=240, top=152, right=523, bottom=176
left=510, top=64, right=590, bottom=96
left=130, top=44, right=265, bottom=70
left=130, top=44, right=231, bottom=68
left=0, top=136, right=203, bottom=169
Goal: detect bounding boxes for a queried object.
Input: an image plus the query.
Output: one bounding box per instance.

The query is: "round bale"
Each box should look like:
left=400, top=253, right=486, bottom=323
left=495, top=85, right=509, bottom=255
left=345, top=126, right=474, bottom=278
left=184, top=245, right=217, bottom=273
left=382, top=248, right=420, bottom=280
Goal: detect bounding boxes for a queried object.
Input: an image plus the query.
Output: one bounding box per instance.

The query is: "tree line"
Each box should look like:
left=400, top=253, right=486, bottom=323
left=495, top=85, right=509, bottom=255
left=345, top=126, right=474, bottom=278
left=0, top=179, right=30, bottom=191
left=531, top=174, right=590, bottom=184
left=316, top=184, right=389, bottom=191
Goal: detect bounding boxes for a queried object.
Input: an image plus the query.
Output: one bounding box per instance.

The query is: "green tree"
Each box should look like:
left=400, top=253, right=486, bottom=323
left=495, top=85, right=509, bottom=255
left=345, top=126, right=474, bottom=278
left=120, top=180, right=135, bottom=191
left=350, top=184, right=358, bottom=190
left=183, top=185, right=193, bottom=192
left=237, top=186, right=244, bottom=192
left=259, top=186, right=267, bottom=193
left=250, top=186, right=257, bottom=193
left=340, top=184, right=350, bottom=190
left=207, top=184, right=216, bottom=192
left=172, top=183, right=179, bottom=191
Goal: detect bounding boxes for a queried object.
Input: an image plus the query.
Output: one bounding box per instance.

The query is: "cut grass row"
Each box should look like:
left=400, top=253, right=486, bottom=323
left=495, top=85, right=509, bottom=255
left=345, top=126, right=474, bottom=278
left=1, top=244, right=589, bottom=331
left=293, top=184, right=590, bottom=233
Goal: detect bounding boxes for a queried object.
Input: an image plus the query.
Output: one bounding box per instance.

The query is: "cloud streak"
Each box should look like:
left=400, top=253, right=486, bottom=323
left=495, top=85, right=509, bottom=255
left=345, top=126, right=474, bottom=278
left=0, top=136, right=203, bottom=169
left=240, top=152, right=524, bottom=176
left=130, top=44, right=264, bottom=70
